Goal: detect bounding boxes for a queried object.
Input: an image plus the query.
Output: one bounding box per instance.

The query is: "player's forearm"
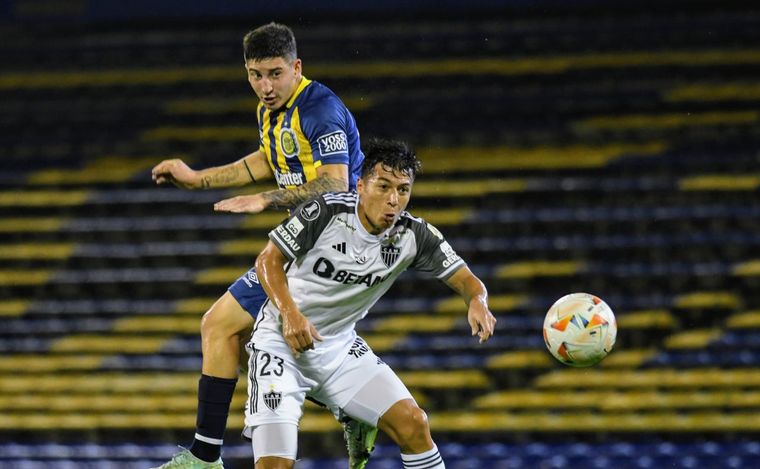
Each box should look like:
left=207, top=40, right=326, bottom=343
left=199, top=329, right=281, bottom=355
left=256, top=246, right=300, bottom=318
left=197, top=152, right=271, bottom=189
left=196, top=161, right=253, bottom=189
left=261, top=175, right=347, bottom=210
left=461, top=275, right=488, bottom=308
left=447, top=267, right=488, bottom=307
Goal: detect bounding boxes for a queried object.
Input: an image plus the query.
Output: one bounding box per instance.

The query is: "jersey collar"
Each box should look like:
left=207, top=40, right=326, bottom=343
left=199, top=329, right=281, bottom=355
left=284, top=76, right=312, bottom=110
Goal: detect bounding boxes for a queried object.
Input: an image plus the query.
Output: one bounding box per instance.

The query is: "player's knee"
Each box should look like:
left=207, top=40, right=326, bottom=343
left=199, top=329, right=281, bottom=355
left=401, top=405, right=430, bottom=442
left=383, top=401, right=431, bottom=448
left=200, top=308, right=224, bottom=340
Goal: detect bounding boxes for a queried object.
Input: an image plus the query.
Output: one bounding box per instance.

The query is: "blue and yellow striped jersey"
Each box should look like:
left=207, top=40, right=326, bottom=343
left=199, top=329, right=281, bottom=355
left=257, top=77, right=364, bottom=190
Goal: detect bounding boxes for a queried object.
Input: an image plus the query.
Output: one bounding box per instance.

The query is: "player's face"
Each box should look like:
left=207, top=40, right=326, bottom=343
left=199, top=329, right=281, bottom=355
left=246, top=57, right=302, bottom=110
left=356, top=163, right=413, bottom=235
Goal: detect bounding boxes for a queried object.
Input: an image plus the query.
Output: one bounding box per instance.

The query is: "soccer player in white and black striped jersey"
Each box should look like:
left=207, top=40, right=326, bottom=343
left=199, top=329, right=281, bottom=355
left=247, top=138, right=496, bottom=469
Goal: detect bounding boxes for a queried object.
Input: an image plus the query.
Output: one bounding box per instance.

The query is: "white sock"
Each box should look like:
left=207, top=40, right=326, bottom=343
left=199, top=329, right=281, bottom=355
left=401, top=444, right=445, bottom=468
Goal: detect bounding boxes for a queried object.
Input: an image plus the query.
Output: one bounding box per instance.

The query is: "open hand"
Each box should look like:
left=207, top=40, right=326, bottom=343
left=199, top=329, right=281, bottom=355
left=214, top=195, right=269, bottom=214
left=151, top=158, right=199, bottom=189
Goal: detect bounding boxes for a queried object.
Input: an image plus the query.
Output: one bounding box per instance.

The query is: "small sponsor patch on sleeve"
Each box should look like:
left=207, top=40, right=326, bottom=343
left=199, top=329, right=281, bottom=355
left=317, top=130, right=349, bottom=156
left=427, top=223, right=444, bottom=240
left=439, top=241, right=461, bottom=269
left=286, top=217, right=305, bottom=236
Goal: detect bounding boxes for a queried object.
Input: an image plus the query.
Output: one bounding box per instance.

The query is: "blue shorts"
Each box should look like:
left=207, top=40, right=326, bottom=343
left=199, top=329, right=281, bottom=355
left=228, top=267, right=268, bottom=318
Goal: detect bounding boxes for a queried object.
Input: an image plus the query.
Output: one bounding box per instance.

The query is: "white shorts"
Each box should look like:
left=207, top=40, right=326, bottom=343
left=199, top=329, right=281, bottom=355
left=242, top=329, right=412, bottom=438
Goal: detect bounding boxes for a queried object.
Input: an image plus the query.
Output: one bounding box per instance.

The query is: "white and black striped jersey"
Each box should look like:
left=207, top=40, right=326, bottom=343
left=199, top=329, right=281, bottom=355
left=260, top=191, right=466, bottom=338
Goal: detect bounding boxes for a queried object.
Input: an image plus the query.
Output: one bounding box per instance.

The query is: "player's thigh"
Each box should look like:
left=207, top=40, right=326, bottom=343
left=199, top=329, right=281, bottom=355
left=316, top=337, right=413, bottom=426
left=251, top=422, right=298, bottom=466
left=201, top=290, right=254, bottom=337
left=227, top=267, right=268, bottom=319
left=342, top=365, right=414, bottom=427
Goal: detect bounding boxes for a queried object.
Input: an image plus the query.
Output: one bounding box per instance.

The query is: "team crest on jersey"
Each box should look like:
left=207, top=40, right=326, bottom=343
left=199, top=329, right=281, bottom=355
left=280, top=128, right=300, bottom=158
left=300, top=200, right=321, bottom=221
left=380, top=245, right=401, bottom=267
left=263, top=389, right=282, bottom=411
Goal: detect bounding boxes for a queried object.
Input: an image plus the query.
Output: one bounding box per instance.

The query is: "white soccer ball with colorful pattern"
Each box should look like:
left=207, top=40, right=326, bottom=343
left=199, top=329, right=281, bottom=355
left=543, top=293, right=617, bottom=367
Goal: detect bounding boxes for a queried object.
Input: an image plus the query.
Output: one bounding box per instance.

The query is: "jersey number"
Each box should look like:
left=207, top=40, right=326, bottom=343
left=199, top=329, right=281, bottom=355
left=259, top=352, right=284, bottom=377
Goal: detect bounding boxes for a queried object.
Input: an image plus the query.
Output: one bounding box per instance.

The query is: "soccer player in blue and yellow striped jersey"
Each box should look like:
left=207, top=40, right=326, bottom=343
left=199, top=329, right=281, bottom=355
left=151, top=23, right=373, bottom=469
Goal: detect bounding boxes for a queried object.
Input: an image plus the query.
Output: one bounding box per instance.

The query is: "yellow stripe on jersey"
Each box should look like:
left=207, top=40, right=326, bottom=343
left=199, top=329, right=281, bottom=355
left=290, top=107, right=320, bottom=182
left=258, top=77, right=317, bottom=189
left=271, top=109, right=288, bottom=181
left=286, top=77, right=311, bottom=108
left=259, top=103, right=272, bottom=155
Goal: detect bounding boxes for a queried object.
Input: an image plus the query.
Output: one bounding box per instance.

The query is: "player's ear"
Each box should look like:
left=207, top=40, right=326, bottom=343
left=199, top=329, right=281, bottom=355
left=356, top=176, right=365, bottom=194
left=293, top=58, right=302, bottom=76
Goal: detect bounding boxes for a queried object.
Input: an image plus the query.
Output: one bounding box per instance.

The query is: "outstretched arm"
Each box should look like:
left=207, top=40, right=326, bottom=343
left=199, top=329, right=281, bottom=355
left=151, top=150, right=273, bottom=190
left=444, top=266, right=497, bottom=343
left=256, top=241, right=323, bottom=357
left=214, top=163, right=348, bottom=213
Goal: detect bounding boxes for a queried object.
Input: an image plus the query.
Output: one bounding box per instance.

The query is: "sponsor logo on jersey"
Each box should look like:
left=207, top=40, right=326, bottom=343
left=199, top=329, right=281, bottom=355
left=286, top=217, right=305, bottom=236
left=312, top=257, right=391, bottom=287
left=353, top=254, right=369, bottom=264
left=317, top=130, right=348, bottom=156
left=280, top=127, right=300, bottom=158
left=263, top=389, right=282, bottom=411
left=275, top=171, right=305, bottom=187
left=332, top=242, right=346, bottom=254
left=427, top=223, right=444, bottom=240
left=300, top=200, right=321, bottom=221
left=348, top=337, right=369, bottom=358
left=335, top=217, right=356, bottom=232
left=439, top=241, right=461, bottom=268
left=380, top=245, right=401, bottom=267
left=275, top=225, right=301, bottom=252
left=242, top=269, right=260, bottom=287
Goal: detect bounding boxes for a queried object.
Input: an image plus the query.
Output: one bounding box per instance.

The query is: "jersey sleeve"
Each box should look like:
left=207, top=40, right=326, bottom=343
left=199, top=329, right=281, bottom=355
left=411, top=221, right=467, bottom=280
left=268, top=196, right=332, bottom=260
left=299, top=96, right=351, bottom=166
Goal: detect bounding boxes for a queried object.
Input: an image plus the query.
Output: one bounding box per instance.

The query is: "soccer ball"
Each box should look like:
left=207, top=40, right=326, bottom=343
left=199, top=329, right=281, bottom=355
left=543, top=293, right=617, bottom=367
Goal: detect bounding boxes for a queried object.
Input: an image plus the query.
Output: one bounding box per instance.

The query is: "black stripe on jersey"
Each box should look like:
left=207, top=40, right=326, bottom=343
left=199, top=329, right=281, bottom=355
left=248, top=295, right=272, bottom=416
left=249, top=349, right=259, bottom=414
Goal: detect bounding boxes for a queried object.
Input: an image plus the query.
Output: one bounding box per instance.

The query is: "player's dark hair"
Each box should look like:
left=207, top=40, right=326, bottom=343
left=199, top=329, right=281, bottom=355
left=361, top=138, right=422, bottom=180
left=243, top=22, right=297, bottom=62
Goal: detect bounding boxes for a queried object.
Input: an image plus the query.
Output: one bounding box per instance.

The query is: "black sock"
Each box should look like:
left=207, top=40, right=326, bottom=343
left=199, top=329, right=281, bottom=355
left=189, top=374, right=237, bottom=462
